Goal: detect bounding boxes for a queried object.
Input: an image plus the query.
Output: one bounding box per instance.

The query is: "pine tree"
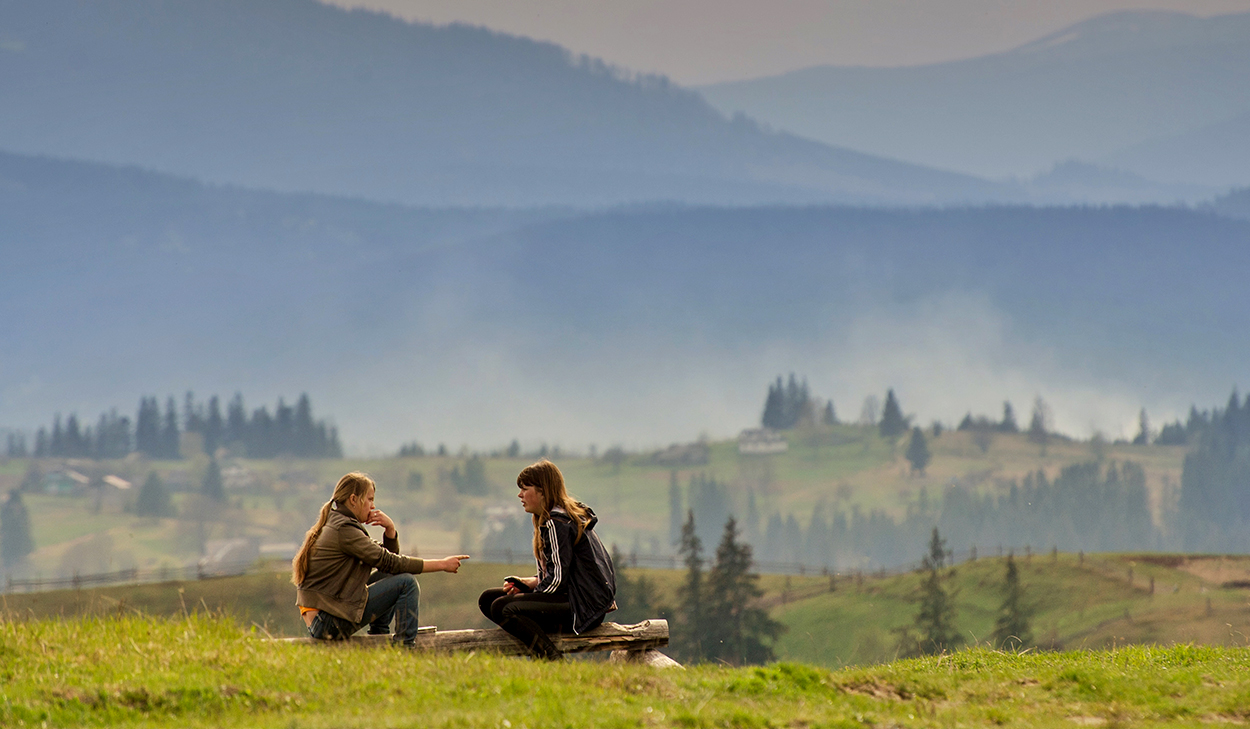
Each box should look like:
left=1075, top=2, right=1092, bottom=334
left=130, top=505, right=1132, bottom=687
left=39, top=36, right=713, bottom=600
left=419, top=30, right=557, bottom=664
left=204, top=395, right=224, bottom=456
left=135, top=396, right=160, bottom=456
left=704, top=517, right=784, bottom=665
left=761, top=377, right=784, bottom=429
left=1028, top=397, right=1049, bottom=451
left=822, top=400, right=837, bottom=426
left=135, top=472, right=174, bottom=517
left=459, top=455, right=489, bottom=495
left=906, top=426, right=931, bottom=475
left=879, top=389, right=908, bottom=439
left=898, top=528, right=962, bottom=656
left=1000, top=401, right=1019, bottom=433
left=1132, top=408, right=1151, bottom=446
left=161, top=396, right=181, bottom=459
left=668, top=470, right=683, bottom=547
left=226, top=393, right=247, bottom=448
left=201, top=458, right=225, bottom=502
left=1, top=490, right=35, bottom=568
left=673, top=510, right=706, bottom=663
left=989, top=554, right=1033, bottom=649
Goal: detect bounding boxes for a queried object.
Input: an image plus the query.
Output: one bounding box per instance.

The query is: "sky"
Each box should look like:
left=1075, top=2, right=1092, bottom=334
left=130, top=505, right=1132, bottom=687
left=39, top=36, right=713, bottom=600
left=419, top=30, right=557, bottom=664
left=324, top=0, right=1250, bottom=84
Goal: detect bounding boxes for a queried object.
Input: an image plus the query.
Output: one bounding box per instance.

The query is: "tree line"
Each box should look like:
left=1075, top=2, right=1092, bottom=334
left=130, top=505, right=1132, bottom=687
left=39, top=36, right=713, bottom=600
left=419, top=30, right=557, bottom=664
left=8, top=392, right=341, bottom=460
left=665, top=454, right=1155, bottom=572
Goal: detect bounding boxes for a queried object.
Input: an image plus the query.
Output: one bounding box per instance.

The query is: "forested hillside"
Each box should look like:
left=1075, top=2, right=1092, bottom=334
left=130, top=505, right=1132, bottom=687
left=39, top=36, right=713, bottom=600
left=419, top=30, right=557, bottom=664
left=4, top=150, right=1250, bottom=449
left=0, top=0, right=1003, bottom=206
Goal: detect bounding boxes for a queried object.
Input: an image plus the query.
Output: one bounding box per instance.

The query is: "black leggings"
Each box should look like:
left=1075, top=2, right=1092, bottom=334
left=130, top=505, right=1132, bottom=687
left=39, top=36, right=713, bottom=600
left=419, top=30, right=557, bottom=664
left=479, top=588, right=573, bottom=657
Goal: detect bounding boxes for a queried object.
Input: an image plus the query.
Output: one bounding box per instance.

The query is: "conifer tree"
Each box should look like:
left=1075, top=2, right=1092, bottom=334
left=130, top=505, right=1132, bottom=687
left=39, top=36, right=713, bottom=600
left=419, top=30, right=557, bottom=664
left=201, top=458, right=225, bottom=502
left=1000, top=401, right=1019, bottom=432
left=879, top=389, right=908, bottom=439
left=1132, top=408, right=1151, bottom=446
left=898, top=528, right=962, bottom=656
left=668, top=470, right=683, bottom=547
left=822, top=400, right=837, bottom=426
left=1028, top=397, right=1049, bottom=452
left=1, top=490, right=34, bottom=568
left=204, top=396, right=224, bottom=456
left=226, top=393, right=247, bottom=448
left=673, top=510, right=706, bottom=663
left=704, top=517, right=784, bottom=665
left=989, top=554, right=1033, bottom=649
left=906, top=426, right=931, bottom=475
left=161, top=396, right=181, bottom=459
left=135, top=472, right=174, bottom=517
left=761, top=377, right=784, bottom=429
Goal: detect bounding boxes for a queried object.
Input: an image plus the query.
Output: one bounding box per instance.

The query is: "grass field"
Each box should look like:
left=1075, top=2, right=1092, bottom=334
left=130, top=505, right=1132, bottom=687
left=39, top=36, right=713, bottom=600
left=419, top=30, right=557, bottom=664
left=3, top=612, right=1250, bottom=728
left=8, top=551, right=1250, bottom=673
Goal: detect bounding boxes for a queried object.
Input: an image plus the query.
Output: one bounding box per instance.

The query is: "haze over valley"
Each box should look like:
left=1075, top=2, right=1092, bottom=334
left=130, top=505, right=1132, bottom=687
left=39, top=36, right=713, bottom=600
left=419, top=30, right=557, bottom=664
left=1, top=0, right=1248, bottom=453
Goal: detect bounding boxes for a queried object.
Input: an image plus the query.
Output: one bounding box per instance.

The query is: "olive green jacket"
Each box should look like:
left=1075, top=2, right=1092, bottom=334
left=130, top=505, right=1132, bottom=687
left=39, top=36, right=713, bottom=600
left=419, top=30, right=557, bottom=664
left=296, top=507, right=424, bottom=622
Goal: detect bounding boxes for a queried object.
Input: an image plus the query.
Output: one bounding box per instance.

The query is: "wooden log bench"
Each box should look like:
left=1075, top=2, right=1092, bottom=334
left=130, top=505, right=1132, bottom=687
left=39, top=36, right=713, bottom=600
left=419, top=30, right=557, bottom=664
left=279, top=619, right=679, bottom=667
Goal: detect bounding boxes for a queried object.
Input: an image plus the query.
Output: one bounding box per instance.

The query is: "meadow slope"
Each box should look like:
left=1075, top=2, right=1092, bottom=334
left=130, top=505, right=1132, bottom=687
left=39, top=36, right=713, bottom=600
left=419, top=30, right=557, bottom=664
left=2, top=614, right=1250, bottom=728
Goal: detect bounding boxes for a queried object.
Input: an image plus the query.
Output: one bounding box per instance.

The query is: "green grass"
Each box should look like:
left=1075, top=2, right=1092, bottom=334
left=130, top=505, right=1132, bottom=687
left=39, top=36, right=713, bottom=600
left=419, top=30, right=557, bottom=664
left=0, top=563, right=831, bottom=639
left=774, top=552, right=1250, bottom=668
left=3, top=613, right=1250, bottom=728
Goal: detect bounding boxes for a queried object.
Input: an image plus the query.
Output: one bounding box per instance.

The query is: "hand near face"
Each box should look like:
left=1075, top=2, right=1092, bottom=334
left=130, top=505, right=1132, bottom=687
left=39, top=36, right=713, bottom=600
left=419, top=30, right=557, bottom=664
left=366, top=508, right=396, bottom=537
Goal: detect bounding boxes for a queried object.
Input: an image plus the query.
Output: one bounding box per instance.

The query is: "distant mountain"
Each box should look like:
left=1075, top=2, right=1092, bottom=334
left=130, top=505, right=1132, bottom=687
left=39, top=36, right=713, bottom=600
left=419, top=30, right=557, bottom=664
left=4, top=150, right=1250, bottom=450
left=1208, top=186, right=1250, bottom=220
left=1105, top=110, right=1250, bottom=188
left=698, top=10, right=1250, bottom=188
left=1021, top=161, right=1216, bottom=206
left=0, top=0, right=1006, bottom=207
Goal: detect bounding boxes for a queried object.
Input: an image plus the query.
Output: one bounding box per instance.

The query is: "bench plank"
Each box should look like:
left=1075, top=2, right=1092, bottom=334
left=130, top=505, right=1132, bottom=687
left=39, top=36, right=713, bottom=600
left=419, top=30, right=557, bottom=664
left=280, top=619, right=670, bottom=659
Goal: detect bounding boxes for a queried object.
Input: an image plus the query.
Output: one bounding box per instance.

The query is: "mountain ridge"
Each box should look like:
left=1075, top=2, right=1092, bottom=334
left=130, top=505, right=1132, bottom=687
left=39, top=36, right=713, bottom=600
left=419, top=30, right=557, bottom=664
left=0, top=0, right=1007, bottom=207
left=698, top=10, right=1250, bottom=188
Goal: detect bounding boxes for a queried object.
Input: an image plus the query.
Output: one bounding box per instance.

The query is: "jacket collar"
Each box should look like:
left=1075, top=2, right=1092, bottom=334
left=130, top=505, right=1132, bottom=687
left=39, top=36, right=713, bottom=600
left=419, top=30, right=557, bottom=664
left=326, top=506, right=367, bottom=533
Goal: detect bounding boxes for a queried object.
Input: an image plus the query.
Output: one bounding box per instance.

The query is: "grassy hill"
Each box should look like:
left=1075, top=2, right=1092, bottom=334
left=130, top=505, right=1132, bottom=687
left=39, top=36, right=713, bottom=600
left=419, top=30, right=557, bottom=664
left=775, top=552, right=1250, bottom=668
left=7, top=549, right=1250, bottom=672
left=0, top=426, right=1189, bottom=580
left=2, top=612, right=1249, bottom=728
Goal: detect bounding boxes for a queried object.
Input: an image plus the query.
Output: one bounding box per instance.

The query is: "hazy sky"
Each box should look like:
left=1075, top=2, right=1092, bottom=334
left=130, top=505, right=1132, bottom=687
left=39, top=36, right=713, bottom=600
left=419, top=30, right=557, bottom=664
left=324, top=0, right=1250, bottom=84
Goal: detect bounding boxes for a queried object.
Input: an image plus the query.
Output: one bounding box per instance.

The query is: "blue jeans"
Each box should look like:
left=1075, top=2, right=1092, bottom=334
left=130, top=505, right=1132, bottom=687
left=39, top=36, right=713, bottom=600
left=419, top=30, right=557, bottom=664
left=308, top=573, right=420, bottom=645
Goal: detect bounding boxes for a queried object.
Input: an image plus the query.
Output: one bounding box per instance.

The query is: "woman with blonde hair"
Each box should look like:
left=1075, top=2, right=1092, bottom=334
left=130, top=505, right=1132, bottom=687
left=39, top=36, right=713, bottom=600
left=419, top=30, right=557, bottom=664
left=294, top=472, right=468, bottom=645
left=478, top=459, right=616, bottom=659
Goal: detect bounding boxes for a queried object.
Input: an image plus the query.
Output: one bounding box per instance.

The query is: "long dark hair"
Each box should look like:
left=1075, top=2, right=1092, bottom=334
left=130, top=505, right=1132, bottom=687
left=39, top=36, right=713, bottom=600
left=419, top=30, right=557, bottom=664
left=291, top=472, right=374, bottom=586
left=517, top=459, right=589, bottom=564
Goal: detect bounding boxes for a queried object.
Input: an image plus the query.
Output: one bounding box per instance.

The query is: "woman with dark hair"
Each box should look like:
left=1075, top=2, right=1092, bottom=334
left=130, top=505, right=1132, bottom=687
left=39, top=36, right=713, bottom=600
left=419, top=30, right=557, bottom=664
left=293, top=472, right=468, bottom=645
left=478, top=459, right=616, bottom=659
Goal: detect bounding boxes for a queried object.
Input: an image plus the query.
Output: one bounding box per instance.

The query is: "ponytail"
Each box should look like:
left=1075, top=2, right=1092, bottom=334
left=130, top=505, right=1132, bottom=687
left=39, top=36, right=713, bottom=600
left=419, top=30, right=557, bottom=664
left=290, top=472, right=376, bottom=586
left=291, top=500, right=333, bottom=586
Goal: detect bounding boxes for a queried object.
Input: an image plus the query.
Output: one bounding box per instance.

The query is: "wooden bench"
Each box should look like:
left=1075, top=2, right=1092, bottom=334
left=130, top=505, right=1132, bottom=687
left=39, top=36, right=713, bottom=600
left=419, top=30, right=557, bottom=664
left=280, top=619, right=679, bottom=667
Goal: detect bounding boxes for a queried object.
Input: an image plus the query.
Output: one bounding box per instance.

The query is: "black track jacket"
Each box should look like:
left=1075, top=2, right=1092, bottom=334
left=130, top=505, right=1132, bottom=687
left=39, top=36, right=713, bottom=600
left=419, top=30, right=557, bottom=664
left=533, top=505, right=616, bottom=634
